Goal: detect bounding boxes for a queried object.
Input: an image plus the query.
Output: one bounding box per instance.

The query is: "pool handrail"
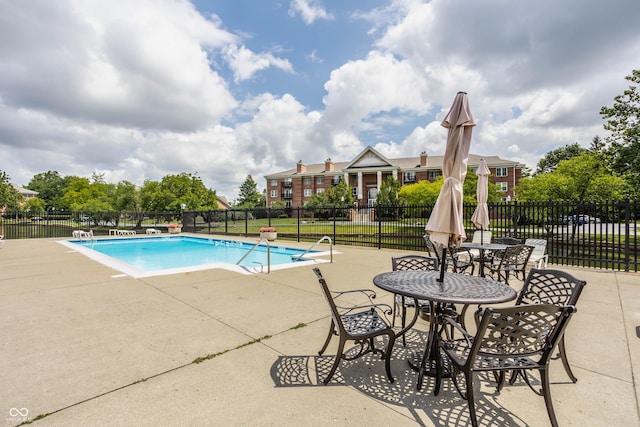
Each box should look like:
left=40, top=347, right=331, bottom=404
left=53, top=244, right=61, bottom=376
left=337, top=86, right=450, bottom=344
left=292, top=236, right=333, bottom=264
left=236, top=238, right=271, bottom=273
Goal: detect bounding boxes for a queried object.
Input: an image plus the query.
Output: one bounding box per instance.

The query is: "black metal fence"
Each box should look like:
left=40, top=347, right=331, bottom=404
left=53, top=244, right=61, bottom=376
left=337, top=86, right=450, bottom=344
left=2, top=200, right=638, bottom=272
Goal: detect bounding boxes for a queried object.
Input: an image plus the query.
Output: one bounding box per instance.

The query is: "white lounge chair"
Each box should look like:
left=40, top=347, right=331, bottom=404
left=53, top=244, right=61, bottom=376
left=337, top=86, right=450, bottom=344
left=525, top=238, right=549, bottom=268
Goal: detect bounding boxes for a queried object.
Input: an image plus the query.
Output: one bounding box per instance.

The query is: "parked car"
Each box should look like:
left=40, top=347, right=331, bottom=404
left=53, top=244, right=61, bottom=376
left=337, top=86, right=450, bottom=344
left=569, top=214, right=602, bottom=225
left=583, top=215, right=601, bottom=223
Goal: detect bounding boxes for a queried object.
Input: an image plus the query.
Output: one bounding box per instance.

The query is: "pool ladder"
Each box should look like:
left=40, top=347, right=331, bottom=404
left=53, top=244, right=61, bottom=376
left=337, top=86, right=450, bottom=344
left=236, top=236, right=333, bottom=274
left=237, top=238, right=272, bottom=274
left=292, top=236, right=333, bottom=263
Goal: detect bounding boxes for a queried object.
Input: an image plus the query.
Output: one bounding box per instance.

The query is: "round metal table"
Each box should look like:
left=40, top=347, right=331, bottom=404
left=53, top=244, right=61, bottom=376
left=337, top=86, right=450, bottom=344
left=373, top=270, right=517, bottom=392
left=461, top=242, right=509, bottom=277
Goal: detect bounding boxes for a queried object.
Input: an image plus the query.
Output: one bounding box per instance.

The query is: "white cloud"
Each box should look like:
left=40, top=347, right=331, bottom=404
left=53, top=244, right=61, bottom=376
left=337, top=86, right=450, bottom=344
left=288, top=0, right=334, bottom=25
left=223, top=45, right=294, bottom=83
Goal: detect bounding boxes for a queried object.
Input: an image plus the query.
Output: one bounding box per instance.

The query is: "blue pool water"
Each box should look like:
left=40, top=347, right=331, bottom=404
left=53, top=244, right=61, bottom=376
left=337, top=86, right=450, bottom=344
left=62, top=236, right=323, bottom=277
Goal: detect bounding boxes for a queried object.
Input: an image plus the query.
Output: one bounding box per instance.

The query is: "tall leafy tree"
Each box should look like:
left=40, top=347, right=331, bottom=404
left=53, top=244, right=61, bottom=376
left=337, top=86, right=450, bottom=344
left=0, top=170, right=22, bottom=210
left=61, top=177, right=113, bottom=213
left=600, top=69, right=640, bottom=196
left=26, top=171, right=67, bottom=210
left=236, top=175, right=263, bottom=208
left=517, top=152, right=629, bottom=201
left=141, top=173, right=217, bottom=212
left=375, top=176, right=402, bottom=206
left=326, top=180, right=353, bottom=207
left=534, top=143, right=587, bottom=175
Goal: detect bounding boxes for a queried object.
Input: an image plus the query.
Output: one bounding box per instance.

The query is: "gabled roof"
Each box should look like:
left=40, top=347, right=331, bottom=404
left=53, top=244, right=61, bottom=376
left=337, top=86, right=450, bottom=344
left=345, top=146, right=395, bottom=169
left=216, top=196, right=231, bottom=210
left=12, top=184, right=38, bottom=197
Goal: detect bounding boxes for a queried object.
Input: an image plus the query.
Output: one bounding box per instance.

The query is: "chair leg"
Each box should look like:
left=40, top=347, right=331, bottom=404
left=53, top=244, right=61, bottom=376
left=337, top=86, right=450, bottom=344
left=319, top=321, right=335, bottom=356
left=401, top=298, right=407, bottom=347
left=540, top=367, right=560, bottom=427
left=466, top=371, right=479, bottom=427
left=384, top=331, right=396, bottom=383
left=324, top=337, right=346, bottom=385
left=558, top=334, right=578, bottom=382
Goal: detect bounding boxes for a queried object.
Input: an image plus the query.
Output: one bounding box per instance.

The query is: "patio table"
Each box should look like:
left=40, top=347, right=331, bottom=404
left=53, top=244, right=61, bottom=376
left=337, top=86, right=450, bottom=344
left=373, top=270, right=516, bottom=393
left=461, top=242, right=509, bottom=277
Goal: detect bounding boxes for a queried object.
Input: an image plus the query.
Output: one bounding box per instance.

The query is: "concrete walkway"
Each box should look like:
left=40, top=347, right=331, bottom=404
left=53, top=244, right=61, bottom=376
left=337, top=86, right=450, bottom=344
left=1, top=236, right=639, bottom=426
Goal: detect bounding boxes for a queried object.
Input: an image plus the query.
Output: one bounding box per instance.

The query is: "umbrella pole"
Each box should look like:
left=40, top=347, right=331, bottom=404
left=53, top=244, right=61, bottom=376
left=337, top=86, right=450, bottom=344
left=438, top=247, right=447, bottom=282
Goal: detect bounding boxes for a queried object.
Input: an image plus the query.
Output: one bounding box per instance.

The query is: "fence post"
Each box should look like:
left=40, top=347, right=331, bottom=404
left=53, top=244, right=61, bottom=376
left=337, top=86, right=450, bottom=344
left=377, top=208, right=382, bottom=249
left=297, top=207, right=301, bottom=242
left=624, top=199, right=630, bottom=272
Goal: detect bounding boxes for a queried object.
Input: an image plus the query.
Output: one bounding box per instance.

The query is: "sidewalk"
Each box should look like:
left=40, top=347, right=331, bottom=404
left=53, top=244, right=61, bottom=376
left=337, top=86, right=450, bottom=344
left=0, top=237, right=638, bottom=426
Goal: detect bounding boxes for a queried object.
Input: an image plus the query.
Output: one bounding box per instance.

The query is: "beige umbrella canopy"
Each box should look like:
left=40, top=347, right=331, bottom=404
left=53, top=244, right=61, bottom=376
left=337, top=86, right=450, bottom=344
left=425, top=91, right=475, bottom=251
left=470, top=158, right=490, bottom=243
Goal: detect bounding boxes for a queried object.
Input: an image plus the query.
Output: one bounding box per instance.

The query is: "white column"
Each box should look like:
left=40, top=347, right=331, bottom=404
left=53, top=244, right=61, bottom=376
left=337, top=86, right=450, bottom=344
left=357, top=172, right=363, bottom=200
left=377, top=171, right=382, bottom=190
left=392, top=170, right=397, bottom=180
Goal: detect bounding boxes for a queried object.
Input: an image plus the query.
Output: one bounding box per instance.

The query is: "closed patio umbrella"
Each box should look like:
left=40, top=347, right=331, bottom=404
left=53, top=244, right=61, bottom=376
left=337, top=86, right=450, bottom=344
left=424, top=91, right=475, bottom=280
left=470, top=158, right=490, bottom=243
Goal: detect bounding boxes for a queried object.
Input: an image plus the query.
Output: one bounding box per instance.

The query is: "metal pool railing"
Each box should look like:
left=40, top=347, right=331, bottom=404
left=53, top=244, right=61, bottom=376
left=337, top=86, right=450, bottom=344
left=236, top=238, right=271, bottom=274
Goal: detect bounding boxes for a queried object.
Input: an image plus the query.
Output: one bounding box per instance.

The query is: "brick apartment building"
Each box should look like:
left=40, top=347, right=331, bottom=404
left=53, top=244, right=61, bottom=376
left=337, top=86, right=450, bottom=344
left=264, top=146, right=525, bottom=208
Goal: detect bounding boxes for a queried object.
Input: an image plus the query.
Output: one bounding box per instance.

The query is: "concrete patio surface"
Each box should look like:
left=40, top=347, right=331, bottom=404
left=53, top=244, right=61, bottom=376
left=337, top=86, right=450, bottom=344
left=1, top=236, right=639, bottom=426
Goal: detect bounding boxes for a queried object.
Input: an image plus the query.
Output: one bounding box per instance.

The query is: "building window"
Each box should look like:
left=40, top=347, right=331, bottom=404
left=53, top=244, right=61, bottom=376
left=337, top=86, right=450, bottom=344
left=428, top=171, right=441, bottom=180
left=404, top=172, right=416, bottom=182
left=304, top=189, right=312, bottom=197
left=316, top=177, right=324, bottom=185
left=303, top=177, right=312, bottom=185
left=270, top=190, right=278, bottom=198
left=270, top=179, right=278, bottom=186
left=316, top=188, right=325, bottom=195
left=496, top=167, right=508, bottom=177
left=498, top=182, right=508, bottom=192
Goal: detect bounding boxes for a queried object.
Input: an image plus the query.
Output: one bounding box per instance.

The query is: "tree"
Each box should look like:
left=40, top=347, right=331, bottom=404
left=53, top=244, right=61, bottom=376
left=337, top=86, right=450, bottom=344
left=399, top=178, right=442, bottom=206
left=375, top=176, right=401, bottom=206
left=26, top=171, right=67, bottom=210
left=534, top=143, right=587, bottom=175
left=516, top=152, right=629, bottom=201
left=325, top=180, right=353, bottom=208
left=141, top=173, right=217, bottom=212
left=600, top=69, right=640, bottom=196
left=112, top=181, right=138, bottom=212
left=61, top=177, right=112, bottom=213
left=0, top=170, right=22, bottom=210
left=236, top=175, right=263, bottom=208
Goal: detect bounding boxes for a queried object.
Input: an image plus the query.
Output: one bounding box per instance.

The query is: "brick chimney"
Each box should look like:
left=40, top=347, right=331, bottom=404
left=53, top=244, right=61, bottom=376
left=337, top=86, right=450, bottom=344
left=296, top=160, right=306, bottom=174
left=420, top=151, right=428, bottom=167
left=324, top=158, right=334, bottom=172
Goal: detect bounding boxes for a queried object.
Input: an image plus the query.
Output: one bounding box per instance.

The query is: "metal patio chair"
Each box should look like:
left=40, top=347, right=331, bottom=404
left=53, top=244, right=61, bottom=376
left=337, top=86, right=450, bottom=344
left=485, top=244, right=534, bottom=285
left=437, top=304, right=577, bottom=427
left=423, top=234, right=475, bottom=276
left=313, top=267, right=396, bottom=385
left=391, top=255, right=439, bottom=345
left=474, top=268, right=587, bottom=383
left=515, top=268, right=587, bottom=382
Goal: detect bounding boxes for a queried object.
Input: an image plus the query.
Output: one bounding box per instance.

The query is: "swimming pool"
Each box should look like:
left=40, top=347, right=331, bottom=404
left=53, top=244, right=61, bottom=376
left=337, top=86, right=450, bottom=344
left=58, top=236, right=329, bottom=277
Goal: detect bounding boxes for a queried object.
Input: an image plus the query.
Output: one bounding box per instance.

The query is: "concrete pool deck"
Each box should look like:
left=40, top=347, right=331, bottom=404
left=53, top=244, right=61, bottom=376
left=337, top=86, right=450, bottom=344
left=1, top=236, right=639, bottom=426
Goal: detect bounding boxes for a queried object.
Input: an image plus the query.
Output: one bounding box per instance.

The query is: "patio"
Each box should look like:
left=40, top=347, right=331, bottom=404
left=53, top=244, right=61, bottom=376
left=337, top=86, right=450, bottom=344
left=1, top=237, right=638, bottom=426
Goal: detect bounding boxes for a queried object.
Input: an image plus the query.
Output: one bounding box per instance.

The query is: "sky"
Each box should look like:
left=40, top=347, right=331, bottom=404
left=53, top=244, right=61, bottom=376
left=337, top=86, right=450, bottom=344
left=1, top=0, right=639, bottom=202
